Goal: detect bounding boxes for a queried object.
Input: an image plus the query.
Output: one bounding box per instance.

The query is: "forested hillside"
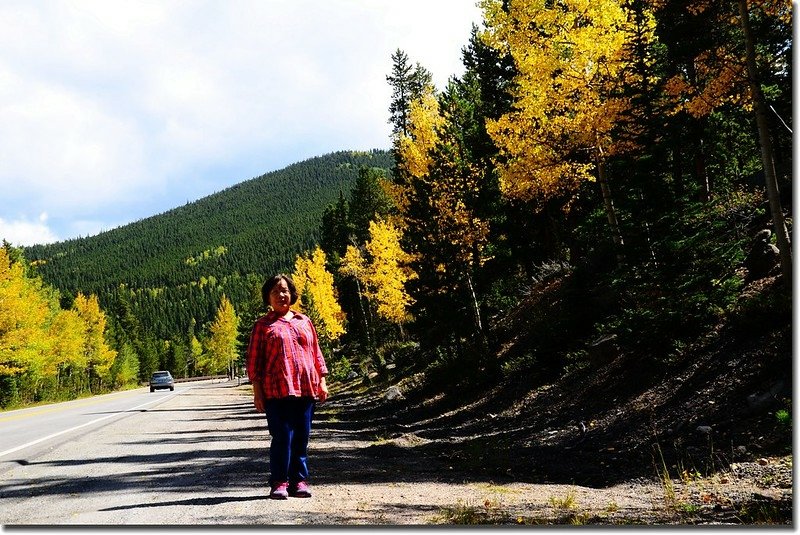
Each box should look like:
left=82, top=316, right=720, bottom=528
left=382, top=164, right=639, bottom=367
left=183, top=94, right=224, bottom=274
left=26, top=150, right=391, bottom=292
left=24, top=150, right=391, bottom=338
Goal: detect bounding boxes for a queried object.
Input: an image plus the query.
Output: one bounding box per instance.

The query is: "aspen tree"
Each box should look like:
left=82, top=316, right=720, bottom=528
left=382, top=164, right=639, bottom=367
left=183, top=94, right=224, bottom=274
left=362, top=219, right=417, bottom=326
left=339, top=244, right=372, bottom=347
left=204, top=295, right=239, bottom=376
left=738, top=0, right=791, bottom=284
left=658, top=0, right=792, bottom=283
left=481, top=0, right=655, bottom=261
left=73, top=293, right=116, bottom=391
left=0, top=248, right=50, bottom=378
left=293, top=247, right=346, bottom=343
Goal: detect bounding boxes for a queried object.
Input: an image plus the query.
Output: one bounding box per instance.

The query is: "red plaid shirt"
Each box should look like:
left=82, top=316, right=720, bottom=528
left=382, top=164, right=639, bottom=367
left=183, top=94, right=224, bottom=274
left=246, top=311, right=328, bottom=399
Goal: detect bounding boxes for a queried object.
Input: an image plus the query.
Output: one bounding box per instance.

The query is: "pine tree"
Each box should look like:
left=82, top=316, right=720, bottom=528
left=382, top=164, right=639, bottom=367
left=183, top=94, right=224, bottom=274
left=387, top=49, right=435, bottom=137
left=349, top=166, right=394, bottom=244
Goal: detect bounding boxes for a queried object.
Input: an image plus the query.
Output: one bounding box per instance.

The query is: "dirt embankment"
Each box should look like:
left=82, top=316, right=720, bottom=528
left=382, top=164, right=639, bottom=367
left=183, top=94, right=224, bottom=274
left=304, top=275, right=791, bottom=525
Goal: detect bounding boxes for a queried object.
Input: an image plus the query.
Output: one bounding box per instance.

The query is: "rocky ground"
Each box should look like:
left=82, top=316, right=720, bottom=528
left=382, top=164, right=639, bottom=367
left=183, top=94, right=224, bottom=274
left=304, top=274, right=792, bottom=525
left=307, top=375, right=791, bottom=525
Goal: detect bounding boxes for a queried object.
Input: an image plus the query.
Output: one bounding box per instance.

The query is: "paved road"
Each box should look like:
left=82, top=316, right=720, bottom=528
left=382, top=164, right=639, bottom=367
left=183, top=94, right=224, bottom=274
left=0, top=385, right=183, bottom=463
left=0, top=380, right=283, bottom=525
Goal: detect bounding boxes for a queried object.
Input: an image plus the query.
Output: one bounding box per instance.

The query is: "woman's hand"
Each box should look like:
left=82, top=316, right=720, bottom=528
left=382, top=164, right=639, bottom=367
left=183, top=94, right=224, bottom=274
left=317, top=377, right=329, bottom=403
left=253, top=383, right=266, bottom=413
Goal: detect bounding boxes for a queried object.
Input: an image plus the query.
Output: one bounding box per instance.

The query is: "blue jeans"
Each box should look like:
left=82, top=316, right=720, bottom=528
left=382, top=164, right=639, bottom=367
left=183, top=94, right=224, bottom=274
left=264, top=397, right=316, bottom=485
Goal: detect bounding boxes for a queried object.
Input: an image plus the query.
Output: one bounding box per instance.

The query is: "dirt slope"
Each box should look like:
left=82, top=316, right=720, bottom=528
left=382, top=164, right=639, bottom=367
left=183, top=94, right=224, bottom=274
left=313, top=274, right=792, bottom=524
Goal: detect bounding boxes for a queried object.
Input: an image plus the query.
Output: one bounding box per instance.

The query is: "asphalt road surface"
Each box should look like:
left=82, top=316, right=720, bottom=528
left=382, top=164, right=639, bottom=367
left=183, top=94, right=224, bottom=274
left=0, top=380, right=293, bottom=525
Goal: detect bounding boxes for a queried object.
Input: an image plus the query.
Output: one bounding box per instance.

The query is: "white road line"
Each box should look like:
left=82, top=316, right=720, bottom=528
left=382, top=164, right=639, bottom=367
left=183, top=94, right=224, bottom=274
left=0, top=393, right=179, bottom=459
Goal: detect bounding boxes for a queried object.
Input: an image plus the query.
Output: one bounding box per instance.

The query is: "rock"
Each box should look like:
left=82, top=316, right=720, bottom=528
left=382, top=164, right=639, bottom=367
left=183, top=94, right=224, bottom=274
left=346, top=370, right=359, bottom=381
left=696, top=425, right=713, bottom=435
left=588, top=334, right=618, bottom=366
left=744, top=229, right=779, bottom=281
left=746, top=381, right=786, bottom=413
left=386, top=385, right=404, bottom=401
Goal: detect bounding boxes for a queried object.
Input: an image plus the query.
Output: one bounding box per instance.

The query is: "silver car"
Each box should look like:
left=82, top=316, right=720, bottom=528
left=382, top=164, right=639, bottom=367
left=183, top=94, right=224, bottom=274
left=150, top=371, right=175, bottom=392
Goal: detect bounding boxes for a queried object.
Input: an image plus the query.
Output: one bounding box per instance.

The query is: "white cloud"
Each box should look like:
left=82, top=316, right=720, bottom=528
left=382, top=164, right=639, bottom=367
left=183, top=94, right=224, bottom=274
left=0, top=213, right=58, bottom=247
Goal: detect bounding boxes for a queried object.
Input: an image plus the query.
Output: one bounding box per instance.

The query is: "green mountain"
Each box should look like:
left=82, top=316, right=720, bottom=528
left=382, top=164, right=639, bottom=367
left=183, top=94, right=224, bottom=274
left=24, top=149, right=393, bottom=339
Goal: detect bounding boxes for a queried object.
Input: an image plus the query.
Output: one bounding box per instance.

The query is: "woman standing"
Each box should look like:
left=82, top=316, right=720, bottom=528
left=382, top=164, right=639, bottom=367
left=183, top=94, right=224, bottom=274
left=246, top=274, right=329, bottom=499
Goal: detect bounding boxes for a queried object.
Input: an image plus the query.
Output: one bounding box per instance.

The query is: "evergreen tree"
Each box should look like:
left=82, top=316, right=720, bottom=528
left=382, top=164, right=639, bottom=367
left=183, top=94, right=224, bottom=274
left=349, top=167, right=394, bottom=244
left=387, top=49, right=434, bottom=137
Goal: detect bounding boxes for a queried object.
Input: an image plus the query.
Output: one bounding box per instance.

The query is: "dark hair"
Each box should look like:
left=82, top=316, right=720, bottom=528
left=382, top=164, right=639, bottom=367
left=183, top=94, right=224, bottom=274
left=261, top=274, right=298, bottom=308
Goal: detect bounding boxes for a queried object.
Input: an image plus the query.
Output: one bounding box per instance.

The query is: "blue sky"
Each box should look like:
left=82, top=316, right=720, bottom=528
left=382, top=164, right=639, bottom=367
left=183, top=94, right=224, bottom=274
left=0, top=1, right=483, bottom=246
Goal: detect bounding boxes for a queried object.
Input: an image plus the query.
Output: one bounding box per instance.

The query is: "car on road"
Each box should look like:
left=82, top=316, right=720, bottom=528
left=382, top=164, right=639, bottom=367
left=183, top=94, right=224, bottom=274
left=150, top=371, right=175, bottom=392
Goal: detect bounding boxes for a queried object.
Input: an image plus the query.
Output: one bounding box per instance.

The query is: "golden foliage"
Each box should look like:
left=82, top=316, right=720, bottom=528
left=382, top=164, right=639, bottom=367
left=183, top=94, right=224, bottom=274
left=202, top=295, right=239, bottom=375
left=72, top=293, right=117, bottom=380
left=362, top=219, right=417, bottom=325
left=425, top=162, right=491, bottom=271
left=0, top=248, right=51, bottom=376
left=339, top=245, right=367, bottom=280
left=395, top=89, right=445, bottom=180
left=0, top=248, right=118, bottom=397
left=658, top=0, right=790, bottom=118
left=480, top=0, right=655, bottom=207
left=293, top=246, right=346, bottom=341
left=665, top=47, right=749, bottom=118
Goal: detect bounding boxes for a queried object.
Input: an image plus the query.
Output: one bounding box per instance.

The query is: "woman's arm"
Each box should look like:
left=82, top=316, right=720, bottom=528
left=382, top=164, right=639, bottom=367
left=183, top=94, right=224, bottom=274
left=317, top=376, right=328, bottom=402
left=247, top=319, right=268, bottom=412
left=306, top=318, right=329, bottom=402
left=253, top=381, right=267, bottom=413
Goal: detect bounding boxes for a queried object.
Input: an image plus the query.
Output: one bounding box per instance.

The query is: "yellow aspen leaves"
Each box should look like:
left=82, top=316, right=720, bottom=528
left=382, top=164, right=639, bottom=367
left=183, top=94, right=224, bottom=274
left=203, top=295, right=239, bottom=375
left=293, top=246, right=346, bottom=342
left=0, top=247, right=118, bottom=397
left=339, top=245, right=367, bottom=280
left=362, top=219, right=417, bottom=325
left=480, top=0, right=654, bottom=207
left=396, top=89, right=445, bottom=180
left=339, top=221, right=416, bottom=325
left=657, top=0, right=789, bottom=118
left=72, top=293, right=117, bottom=382
left=46, top=309, right=83, bottom=377
left=390, top=88, right=447, bottom=221
left=0, top=248, right=52, bottom=376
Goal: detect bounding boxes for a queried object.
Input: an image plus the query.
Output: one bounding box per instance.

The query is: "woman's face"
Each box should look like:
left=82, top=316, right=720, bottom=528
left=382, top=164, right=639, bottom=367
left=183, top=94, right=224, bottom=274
left=269, top=278, right=292, bottom=315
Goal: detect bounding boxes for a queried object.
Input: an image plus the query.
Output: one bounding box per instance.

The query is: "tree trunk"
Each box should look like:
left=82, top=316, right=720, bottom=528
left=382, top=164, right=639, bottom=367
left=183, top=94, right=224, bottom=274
left=672, top=130, right=685, bottom=198
left=597, top=158, right=626, bottom=265
left=465, top=271, right=483, bottom=335
left=353, top=277, right=372, bottom=349
left=738, top=0, right=792, bottom=285
left=694, top=138, right=711, bottom=202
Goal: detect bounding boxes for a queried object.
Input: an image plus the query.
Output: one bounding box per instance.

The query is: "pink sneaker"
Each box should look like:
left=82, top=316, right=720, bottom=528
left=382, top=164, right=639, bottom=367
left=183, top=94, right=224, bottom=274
left=290, top=481, right=312, bottom=498
left=270, top=481, right=289, bottom=500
